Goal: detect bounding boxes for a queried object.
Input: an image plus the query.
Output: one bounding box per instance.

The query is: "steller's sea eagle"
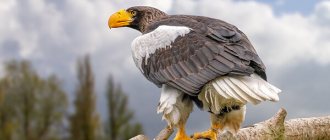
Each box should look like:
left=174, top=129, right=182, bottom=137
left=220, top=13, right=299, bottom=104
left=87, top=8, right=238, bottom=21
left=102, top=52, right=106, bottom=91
left=108, top=6, right=281, bottom=140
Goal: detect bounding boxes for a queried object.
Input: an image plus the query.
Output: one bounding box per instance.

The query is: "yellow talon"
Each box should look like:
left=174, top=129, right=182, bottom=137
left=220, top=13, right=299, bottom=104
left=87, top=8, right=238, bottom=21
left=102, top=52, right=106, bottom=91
left=174, top=123, right=192, bottom=140
left=191, top=129, right=217, bottom=140
left=191, top=114, right=222, bottom=140
left=174, top=133, right=192, bottom=140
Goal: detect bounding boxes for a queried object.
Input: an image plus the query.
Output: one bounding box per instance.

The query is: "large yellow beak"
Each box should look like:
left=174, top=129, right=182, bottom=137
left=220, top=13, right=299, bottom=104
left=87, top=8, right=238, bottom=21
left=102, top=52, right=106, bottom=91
left=108, top=9, right=133, bottom=28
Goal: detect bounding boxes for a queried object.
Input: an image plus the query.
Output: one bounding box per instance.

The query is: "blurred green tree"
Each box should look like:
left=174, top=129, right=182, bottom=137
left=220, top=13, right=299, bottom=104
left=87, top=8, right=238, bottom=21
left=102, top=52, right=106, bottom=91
left=106, top=77, right=143, bottom=140
left=0, top=60, right=67, bottom=140
left=69, top=56, right=101, bottom=140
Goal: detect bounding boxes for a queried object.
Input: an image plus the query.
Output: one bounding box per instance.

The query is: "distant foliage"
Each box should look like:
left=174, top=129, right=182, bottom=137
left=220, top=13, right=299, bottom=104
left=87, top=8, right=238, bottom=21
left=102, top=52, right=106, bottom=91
left=106, top=77, right=143, bottom=140
left=0, top=58, right=144, bottom=140
left=69, top=56, right=101, bottom=140
left=0, top=60, right=67, bottom=140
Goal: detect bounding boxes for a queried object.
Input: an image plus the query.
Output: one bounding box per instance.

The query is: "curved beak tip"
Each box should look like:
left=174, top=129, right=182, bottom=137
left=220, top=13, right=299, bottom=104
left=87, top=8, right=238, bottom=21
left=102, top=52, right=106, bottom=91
left=108, top=9, right=132, bottom=29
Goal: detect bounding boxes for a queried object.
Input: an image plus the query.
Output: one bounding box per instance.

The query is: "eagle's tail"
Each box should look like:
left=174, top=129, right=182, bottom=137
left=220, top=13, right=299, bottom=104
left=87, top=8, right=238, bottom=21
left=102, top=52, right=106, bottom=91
left=210, top=73, right=281, bottom=105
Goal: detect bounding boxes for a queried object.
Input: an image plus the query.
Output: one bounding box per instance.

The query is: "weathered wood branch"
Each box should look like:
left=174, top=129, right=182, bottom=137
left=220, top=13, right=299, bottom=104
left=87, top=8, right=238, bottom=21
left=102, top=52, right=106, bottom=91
left=130, top=126, right=174, bottom=140
left=130, top=108, right=330, bottom=140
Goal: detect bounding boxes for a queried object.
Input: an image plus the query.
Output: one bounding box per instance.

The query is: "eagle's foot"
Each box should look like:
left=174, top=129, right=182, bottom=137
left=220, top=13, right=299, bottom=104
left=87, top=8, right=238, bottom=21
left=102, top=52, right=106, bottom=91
left=174, top=133, right=192, bottom=140
left=173, top=123, right=193, bottom=140
left=191, top=129, right=217, bottom=140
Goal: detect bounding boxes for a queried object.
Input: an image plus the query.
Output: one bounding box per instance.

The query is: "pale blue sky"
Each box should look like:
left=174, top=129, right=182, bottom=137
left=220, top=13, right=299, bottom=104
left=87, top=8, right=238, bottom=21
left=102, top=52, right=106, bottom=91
left=255, top=0, right=321, bottom=15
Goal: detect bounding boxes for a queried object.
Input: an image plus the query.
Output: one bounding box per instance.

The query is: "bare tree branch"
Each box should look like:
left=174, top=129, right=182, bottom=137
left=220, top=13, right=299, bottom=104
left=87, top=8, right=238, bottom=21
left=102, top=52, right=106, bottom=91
left=130, top=108, right=330, bottom=140
left=154, top=126, right=174, bottom=140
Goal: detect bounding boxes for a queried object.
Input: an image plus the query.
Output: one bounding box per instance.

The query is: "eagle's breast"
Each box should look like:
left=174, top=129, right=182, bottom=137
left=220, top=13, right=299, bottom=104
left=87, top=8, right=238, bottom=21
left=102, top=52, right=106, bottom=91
left=131, top=25, right=191, bottom=72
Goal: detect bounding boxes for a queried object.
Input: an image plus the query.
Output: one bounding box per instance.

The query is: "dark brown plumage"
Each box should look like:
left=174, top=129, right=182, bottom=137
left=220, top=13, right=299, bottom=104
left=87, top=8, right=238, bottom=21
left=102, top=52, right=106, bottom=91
left=126, top=7, right=266, bottom=96
left=126, top=6, right=168, bottom=32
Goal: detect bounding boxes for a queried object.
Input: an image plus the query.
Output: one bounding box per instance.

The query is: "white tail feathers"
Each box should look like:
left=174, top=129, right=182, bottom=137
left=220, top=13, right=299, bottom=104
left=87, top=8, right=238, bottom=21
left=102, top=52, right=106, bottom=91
left=211, top=74, right=281, bottom=105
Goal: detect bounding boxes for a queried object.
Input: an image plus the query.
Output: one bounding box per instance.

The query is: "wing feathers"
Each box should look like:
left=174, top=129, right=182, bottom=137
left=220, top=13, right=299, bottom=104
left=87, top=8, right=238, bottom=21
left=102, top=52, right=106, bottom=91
left=200, top=69, right=217, bottom=80
left=196, top=50, right=209, bottom=65
left=136, top=23, right=268, bottom=95
left=173, top=63, right=187, bottom=77
left=210, top=60, right=231, bottom=74
left=190, top=55, right=204, bottom=70
left=201, top=47, right=215, bottom=61
left=168, top=65, right=180, bottom=78
left=178, top=61, right=192, bottom=74
left=214, top=55, right=235, bottom=69
left=186, top=59, right=199, bottom=73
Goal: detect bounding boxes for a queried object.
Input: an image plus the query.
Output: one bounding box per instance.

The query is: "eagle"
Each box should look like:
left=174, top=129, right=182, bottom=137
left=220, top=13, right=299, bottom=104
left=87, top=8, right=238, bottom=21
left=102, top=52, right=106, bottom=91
left=108, top=6, right=281, bottom=140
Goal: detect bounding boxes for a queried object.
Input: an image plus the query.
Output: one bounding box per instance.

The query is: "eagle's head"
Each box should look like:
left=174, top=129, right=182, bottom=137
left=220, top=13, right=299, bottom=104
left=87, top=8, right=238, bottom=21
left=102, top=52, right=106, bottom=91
left=108, top=6, right=167, bottom=32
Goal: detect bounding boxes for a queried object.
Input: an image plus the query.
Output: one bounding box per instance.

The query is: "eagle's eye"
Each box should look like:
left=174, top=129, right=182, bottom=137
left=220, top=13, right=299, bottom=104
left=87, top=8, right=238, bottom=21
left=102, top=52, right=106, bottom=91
left=130, top=10, right=137, bottom=16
